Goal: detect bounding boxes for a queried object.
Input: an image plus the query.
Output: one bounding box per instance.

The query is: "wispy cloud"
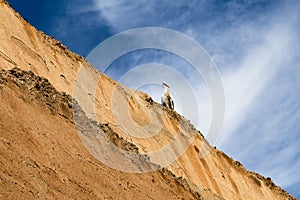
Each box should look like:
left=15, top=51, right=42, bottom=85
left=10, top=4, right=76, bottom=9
left=217, top=2, right=300, bottom=191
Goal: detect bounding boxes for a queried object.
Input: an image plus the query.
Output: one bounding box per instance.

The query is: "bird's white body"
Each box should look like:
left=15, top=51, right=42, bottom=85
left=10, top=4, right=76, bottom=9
left=161, top=83, right=174, bottom=110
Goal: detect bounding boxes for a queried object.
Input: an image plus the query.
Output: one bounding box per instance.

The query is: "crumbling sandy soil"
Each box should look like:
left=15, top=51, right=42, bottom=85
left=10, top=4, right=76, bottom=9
left=0, top=68, right=225, bottom=200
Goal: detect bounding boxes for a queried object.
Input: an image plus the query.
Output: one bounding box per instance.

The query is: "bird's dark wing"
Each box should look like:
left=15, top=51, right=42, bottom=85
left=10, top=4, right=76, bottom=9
left=167, top=96, right=174, bottom=110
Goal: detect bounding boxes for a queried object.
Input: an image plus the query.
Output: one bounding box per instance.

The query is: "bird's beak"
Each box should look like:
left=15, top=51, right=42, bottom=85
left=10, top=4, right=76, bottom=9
left=163, top=83, right=170, bottom=88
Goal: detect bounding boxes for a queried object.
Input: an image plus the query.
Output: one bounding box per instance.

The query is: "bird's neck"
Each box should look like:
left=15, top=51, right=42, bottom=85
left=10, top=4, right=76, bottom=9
left=164, top=87, right=170, bottom=95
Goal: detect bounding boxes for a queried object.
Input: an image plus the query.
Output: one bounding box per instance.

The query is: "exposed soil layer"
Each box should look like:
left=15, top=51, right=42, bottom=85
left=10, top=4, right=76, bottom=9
left=0, top=67, right=224, bottom=199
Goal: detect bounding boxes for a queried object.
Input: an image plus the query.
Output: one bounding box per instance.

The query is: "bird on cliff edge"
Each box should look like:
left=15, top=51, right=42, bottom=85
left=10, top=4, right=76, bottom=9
left=161, top=82, right=174, bottom=110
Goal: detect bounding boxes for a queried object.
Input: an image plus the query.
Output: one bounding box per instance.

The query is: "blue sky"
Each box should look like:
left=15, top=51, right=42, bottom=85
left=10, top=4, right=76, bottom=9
left=9, top=0, right=300, bottom=198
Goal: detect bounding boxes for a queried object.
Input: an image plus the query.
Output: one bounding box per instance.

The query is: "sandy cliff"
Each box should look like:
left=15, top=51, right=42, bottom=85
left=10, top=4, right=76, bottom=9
left=0, top=0, right=296, bottom=199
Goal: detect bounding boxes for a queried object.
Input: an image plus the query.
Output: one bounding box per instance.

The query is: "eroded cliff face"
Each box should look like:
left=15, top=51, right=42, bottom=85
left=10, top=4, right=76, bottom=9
left=1, top=67, right=224, bottom=200
left=0, top=1, right=295, bottom=199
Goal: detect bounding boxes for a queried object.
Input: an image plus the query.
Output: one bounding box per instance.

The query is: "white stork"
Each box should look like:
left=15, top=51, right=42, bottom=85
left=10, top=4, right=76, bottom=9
left=161, top=82, right=174, bottom=110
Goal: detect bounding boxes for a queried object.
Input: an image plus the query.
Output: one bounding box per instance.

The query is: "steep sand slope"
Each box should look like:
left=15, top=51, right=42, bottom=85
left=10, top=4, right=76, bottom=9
left=0, top=1, right=295, bottom=199
left=1, top=67, right=225, bottom=199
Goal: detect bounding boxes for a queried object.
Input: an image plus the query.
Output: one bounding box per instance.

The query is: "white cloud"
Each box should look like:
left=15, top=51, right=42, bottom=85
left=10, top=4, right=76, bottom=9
left=219, top=22, right=292, bottom=143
